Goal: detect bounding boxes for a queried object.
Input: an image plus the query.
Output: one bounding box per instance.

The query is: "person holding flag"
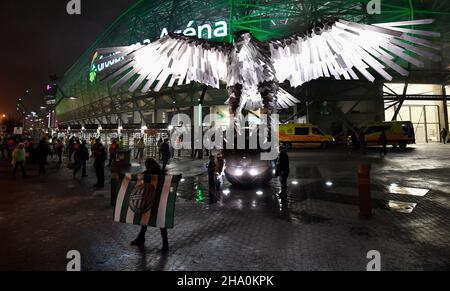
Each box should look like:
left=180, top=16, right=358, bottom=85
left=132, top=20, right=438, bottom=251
left=130, top=158, right=169, bottom=251
left=114, top=156, right=182, bottom=253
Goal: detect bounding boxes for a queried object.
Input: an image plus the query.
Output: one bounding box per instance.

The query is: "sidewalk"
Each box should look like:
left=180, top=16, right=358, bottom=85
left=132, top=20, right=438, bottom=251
left=0, top=144, right=449, bottom=271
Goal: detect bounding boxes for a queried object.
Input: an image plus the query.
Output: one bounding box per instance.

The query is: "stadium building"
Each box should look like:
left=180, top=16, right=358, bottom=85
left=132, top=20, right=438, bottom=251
left=56, top=0, right=450, bottom=147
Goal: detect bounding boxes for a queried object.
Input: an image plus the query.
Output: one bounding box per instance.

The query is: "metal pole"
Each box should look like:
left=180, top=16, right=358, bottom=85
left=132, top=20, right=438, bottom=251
left=392, top=80, right=409, bottom=121
left=443, top=84, right=449, bottom=132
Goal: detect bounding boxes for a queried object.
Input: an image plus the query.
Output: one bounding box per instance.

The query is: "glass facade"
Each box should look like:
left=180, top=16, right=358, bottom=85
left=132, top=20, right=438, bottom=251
left=384, top=83, right=449, bottom=143
left=56, top=0, right=450, bottom=124
left=386, top=104, right=441, bottom=143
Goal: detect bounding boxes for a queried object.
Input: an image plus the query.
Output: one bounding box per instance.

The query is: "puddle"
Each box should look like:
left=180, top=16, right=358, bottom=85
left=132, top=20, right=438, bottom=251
left=387, top=200, right=417, bottom=214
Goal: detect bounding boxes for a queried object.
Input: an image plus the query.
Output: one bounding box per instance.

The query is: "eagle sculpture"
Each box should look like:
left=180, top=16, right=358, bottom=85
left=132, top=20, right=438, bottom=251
left=95, top=18, right=441, bottom=118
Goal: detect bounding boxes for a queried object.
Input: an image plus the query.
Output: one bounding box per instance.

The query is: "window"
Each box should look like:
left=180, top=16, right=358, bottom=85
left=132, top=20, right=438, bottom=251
left=402, top=123, right=414, bottom=138
left=312, top=128, right=324, bottom=135
left=365, top=125, right=392, bottom=135
left=295, top=127, right=310, bottom=135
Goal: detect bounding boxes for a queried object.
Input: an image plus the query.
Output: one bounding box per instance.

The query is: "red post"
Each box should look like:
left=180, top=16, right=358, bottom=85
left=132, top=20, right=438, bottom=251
left=358, top=163, right=372, bottom=219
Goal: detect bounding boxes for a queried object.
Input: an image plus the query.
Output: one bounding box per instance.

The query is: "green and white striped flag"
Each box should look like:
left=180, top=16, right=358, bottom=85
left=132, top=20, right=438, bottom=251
left=114, top=173, right=182, bottom=229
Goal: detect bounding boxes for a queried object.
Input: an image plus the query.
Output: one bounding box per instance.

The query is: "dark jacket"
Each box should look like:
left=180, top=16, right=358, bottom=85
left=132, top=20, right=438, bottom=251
left=276, top=150, right=290, bottom=177
left=36, top=140, right=52, bottom=161
left=75, top=145, right=89, bottom=162
left=94, top=145, right=107, bottom=166
left=160, top=142, right=171, bottom=161
left=208, top=161, right=216, bottom=173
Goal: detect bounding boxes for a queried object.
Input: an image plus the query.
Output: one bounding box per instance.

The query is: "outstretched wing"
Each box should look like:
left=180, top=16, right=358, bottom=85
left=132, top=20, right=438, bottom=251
left=270, top=19, right=441, bottom=88
left=95, top=35, right=231, bottom=93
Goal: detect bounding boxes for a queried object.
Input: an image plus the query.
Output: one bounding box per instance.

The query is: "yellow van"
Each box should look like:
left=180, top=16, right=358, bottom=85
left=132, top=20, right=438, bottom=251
left=279, top=123, right=334, bottom=149
left=362, top=121, right=415, bottom=149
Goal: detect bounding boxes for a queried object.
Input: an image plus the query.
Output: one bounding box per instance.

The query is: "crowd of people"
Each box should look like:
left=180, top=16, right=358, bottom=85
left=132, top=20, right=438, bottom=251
left=0, top=134, right=179, bottom=185
left=1, top=132, right=292, bottom=252
left=0, top=135, right=112, bottom=185
left=0, top=134, right=55, bottom=178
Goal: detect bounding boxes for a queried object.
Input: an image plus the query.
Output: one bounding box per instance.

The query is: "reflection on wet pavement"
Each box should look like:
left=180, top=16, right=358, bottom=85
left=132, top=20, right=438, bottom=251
left=175, top=171, right=426, bottom=221
left=174, top=165, right=342, bottom=224
left=387, top=200, right=417, bottom=214
left=105, top=151, right=442, bottom=224
left=388, top=185, right=429, bottom=197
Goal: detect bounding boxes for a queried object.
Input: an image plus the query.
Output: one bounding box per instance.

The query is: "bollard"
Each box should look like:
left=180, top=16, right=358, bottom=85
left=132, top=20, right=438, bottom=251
left=358, top=163, right=372, bottom=219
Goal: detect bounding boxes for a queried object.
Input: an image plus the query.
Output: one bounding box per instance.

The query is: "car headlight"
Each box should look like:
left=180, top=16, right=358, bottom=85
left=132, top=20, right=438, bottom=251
left=249, top=169, right=259, bottom=176
left=235, top=169, right=244, bottom=176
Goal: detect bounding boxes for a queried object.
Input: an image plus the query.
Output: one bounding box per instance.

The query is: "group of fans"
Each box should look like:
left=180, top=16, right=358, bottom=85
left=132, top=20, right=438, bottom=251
left=0, top=134, right=178, bottom=188
left=0, top=134, right=109, bottom=187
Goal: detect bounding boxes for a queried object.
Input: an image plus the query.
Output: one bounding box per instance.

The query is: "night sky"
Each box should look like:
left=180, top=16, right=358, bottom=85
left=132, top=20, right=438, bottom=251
left=0, top=0, right=136, bottom=117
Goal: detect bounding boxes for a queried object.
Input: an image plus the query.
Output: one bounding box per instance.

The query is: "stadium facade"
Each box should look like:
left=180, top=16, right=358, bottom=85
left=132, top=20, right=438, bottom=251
left=56, top=0, right=450, bottom=144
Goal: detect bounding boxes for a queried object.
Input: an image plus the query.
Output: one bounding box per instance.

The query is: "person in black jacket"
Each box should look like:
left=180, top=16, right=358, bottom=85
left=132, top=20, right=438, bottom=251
left=160, top=139, right=171, bottom=171
left=93, top=139, right=107, bottom=188
left=276, top=144, right=290, bottom=196
left=73, top=140, right=89, bottom=178
left=37, top=137, right=52, bottom=175
left=131, top=158, right=169, bottom=252
left=68, top=136, right=75, bottom=162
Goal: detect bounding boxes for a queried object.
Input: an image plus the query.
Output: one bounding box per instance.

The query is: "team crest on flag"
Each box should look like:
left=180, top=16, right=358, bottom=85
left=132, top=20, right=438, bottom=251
left=130, top=183, right=156, bottom=215
left=114, top=173, right=182, bottom=229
